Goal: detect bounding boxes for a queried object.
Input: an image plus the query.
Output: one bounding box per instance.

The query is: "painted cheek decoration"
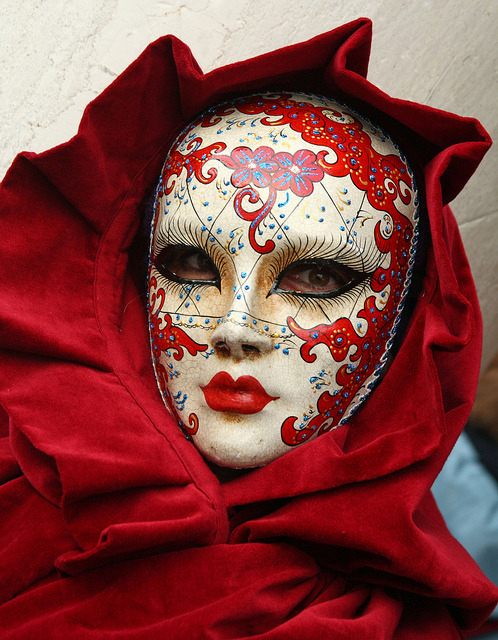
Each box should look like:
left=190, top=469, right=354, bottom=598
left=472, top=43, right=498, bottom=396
left=148, top=92, right=419, bottom=468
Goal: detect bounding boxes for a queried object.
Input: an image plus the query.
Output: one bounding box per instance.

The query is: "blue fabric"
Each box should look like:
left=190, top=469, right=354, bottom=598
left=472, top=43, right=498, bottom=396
left=433, top=431, right=498, bottom=637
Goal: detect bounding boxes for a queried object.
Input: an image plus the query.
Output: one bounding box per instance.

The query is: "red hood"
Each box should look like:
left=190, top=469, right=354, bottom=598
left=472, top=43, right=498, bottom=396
left=0, top=18, right=496, bottom=638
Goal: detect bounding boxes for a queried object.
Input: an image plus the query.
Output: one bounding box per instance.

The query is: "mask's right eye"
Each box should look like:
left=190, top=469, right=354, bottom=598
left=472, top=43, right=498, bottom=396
left=155, top=245, right=220, bottom=288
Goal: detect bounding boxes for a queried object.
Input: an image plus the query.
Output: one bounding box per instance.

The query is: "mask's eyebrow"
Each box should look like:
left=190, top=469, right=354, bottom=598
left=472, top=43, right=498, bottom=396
left=266, top=230, right=384, bottom=282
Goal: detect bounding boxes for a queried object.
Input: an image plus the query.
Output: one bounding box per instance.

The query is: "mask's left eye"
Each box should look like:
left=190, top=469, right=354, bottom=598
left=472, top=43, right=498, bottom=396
left=271, top=258, right=366, bottom=298
left=155, top=245, right=220, bottom=287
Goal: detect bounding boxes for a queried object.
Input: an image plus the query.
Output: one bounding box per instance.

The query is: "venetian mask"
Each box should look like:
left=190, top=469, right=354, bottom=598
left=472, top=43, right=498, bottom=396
left=148, top=92, right=419, bottom=468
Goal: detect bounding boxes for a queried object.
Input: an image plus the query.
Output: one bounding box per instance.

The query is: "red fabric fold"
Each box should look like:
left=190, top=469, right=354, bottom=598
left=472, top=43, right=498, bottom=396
left=0, top=18, right=495, bottom=638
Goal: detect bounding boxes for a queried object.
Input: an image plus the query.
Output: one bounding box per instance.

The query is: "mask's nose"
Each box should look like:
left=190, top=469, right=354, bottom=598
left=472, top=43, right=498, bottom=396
left=210, top=320, right=273, bottom=360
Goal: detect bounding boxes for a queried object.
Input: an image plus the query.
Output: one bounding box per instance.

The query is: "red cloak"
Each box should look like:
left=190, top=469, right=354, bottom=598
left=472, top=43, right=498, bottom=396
left=0, top=18, right=496, bottom=638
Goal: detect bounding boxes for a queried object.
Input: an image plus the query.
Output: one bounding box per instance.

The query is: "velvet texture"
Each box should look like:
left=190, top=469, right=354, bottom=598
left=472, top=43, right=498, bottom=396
left=0, top=18, right=496, bottom=638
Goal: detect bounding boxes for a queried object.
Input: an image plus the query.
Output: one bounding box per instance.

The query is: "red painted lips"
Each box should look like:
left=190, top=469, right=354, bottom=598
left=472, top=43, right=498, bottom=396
left=201, top=371, right=279, bottom=414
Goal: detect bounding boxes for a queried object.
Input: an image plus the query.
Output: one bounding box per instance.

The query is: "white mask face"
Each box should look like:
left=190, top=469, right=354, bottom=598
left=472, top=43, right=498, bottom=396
left=148, top=93, right=419, bottom=468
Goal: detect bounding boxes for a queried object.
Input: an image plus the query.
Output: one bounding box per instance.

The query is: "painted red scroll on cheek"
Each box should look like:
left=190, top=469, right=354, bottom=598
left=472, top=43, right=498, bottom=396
left=149, top=277, right=208, bottom=365
left=282, top=215, right=414, bottom=446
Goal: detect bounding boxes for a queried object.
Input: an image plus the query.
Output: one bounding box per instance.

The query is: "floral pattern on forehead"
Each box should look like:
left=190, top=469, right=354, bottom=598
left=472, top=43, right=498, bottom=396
left=159, top=93, right=413, bottom=243
left=151, top=92, right=419, bottom=456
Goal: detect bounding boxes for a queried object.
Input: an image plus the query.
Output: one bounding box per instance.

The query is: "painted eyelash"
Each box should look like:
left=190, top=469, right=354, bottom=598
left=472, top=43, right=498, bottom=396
left=160, top=279, right=210, bottom=299
left=275, top=279, right=369, bottom=312
left=155, top=278, right=217, bottom=320
left=267, top=235, right=327, bottom=282
left=155, top=217, right=204, bottom=252
left=268, top=230, right=377, bottom=280
left=155, top=217, right=228, bottom=281
left=267, top=236, right=370, bottom=300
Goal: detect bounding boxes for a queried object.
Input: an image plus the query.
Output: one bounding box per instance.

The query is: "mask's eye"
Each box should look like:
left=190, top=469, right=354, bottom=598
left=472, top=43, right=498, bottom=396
left=273, top=259, right=365, bottom=297
left=155, top=245, right=220, bottom=287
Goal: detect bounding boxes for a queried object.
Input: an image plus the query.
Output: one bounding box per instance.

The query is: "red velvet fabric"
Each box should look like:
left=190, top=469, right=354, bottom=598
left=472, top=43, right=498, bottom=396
left=0, top=18, right=496, bottom=638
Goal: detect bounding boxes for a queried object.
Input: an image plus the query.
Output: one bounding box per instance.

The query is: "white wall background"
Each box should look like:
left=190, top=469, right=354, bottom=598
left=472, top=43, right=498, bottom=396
left=1, top=0, right=496, bottom=368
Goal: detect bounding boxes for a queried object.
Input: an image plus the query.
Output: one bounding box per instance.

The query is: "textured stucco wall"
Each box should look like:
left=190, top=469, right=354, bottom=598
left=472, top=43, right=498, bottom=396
left=1, top=0, right=496, bottom=368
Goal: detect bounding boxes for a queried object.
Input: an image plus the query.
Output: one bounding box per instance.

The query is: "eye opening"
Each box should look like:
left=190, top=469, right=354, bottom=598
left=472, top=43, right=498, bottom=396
left=154, top=244, right=221, bottom=290
left=269, top=258, right=367, bottom=299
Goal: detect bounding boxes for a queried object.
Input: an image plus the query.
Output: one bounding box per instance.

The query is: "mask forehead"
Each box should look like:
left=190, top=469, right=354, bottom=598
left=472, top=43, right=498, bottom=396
left=148, top=92, right=419, bottom=467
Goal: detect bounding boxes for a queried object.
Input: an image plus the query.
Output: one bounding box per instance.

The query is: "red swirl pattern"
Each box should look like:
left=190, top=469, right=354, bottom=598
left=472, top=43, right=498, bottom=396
left=160, top=138, right=226, bottom=197
left=282, top=213, right=413, bottom=445
left=233, top=186, right=276, bottom=254
left=233, top=94, right=413, bottom=212
left=185, top=413, right=199, bottom=436
left=149, top=277, right=208, bottom=362
left=213, top=145, right=325, bottom=253
left=159, top=94, right=414, bottom=257
left=150, top=310, right=208, bottom=361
